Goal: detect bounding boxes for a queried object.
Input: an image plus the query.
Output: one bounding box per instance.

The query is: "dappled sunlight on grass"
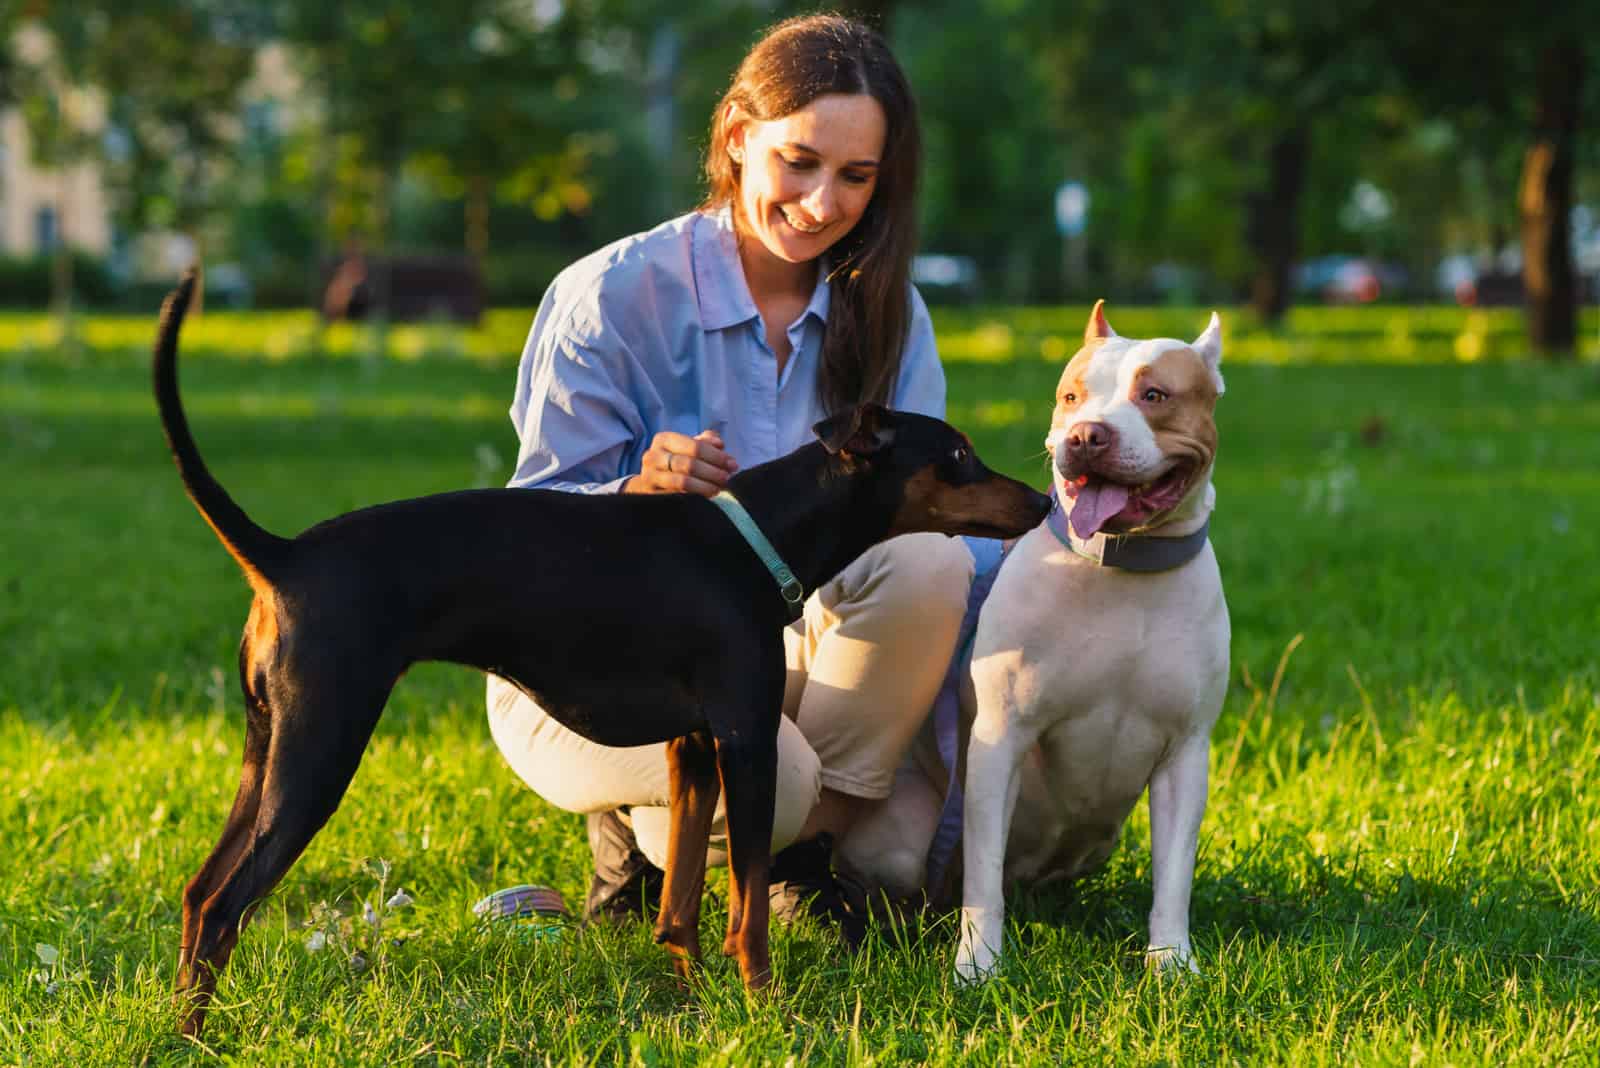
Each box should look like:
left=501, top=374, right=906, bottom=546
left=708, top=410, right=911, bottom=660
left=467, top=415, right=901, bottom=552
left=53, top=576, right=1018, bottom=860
left=0, top=307, right=541, bottom=365
left=2, top=304, right=1597, bottom=368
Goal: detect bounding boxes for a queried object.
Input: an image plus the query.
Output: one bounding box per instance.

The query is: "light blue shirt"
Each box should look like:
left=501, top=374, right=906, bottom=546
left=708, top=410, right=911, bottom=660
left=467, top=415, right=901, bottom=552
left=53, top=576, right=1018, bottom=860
left=506, top=208, right=947, bottom=493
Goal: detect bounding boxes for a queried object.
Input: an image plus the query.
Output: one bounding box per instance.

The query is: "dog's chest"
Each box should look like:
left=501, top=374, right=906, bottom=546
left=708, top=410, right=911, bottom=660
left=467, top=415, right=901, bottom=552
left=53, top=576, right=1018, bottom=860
left=972, top=528, right=1228, bottom=814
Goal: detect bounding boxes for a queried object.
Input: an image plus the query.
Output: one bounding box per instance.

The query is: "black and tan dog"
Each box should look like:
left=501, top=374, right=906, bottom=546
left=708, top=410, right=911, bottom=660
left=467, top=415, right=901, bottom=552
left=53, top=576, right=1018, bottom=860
left=153, top=272, right=1051, bottom=1036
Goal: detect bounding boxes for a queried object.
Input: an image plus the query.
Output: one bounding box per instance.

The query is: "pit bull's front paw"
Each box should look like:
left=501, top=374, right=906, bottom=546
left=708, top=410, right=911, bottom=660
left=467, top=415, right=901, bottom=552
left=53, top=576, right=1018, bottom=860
left=955, top=917, right=1002, bottom=985
left=1144, top=942, right=1200, bottom=977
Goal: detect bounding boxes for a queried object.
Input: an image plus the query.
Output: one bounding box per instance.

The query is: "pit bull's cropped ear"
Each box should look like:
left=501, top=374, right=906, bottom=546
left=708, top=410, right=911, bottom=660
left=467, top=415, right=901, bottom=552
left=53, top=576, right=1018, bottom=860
left=1193, top=311, right=1225, bottom=395
left=813, top=402, right=897, bottom=456
left=1084, top=298, right=1118, bottom=343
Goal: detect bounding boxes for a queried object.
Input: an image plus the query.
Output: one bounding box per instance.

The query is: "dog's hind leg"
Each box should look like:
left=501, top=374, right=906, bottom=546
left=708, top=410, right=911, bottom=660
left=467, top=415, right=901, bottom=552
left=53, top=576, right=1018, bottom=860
left=176, top=668, right=394, bottom=1038
left=715, top=712, right=780, bottom=991
left=652, top=730, right=719, bottom=977
left=177, top=662, right=270, bottom=1003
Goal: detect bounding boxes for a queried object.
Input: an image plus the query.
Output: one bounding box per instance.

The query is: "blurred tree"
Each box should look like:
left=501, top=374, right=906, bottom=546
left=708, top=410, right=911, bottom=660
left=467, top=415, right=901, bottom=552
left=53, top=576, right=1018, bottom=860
left=1379, top=3, right=1596, bottom=357
left=896, top=0, right=1068, bottom=301
left=1034, top=0, right=1397, bottom=321
left=87, top=1, right=261, bottom=295
left=404, top=2, right=597, bottom=267
left=9, top=9, right=105, bottom=325
left=277, top=0, right=446, bottom=306
left=0, top=4, right=17, bottom=106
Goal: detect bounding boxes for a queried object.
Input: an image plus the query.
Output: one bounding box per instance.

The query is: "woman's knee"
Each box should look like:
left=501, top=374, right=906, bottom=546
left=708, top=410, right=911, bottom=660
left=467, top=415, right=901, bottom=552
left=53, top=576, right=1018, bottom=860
left=770, top=719, right=823, bottom=851
left=836, top=533, right=974, bottom=625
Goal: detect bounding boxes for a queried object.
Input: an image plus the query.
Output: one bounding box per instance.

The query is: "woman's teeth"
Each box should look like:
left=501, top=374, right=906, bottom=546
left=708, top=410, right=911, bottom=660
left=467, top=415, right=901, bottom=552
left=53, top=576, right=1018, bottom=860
left=781, top=210, right=825, bottom=234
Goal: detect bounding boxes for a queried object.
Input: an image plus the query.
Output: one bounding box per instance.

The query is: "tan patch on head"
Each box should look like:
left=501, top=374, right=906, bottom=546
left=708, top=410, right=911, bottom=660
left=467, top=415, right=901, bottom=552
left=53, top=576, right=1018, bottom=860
left=1132, top=348, right=1218, bottom=466
left=891, top=463, right=1043, bottom=537
left=889, top=465, right=944, bottom=534
left=1050, top=340, right=1106, bottom=432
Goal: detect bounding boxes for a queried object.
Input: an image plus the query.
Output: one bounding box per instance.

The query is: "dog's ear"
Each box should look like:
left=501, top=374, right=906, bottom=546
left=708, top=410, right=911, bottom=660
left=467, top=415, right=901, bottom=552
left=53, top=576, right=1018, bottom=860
left=1084, top=298, right=1117, bottom=343
left=813, top=402, right=897, bottom=456
left=1192, top=311, right=1225, bottom=395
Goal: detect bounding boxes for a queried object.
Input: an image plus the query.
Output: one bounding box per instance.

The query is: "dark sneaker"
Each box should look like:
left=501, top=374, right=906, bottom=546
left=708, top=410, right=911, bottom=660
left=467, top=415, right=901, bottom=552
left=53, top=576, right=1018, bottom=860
left=768, top=833, right=867, bottom=946
left=582, top=808, right=664, bottom=925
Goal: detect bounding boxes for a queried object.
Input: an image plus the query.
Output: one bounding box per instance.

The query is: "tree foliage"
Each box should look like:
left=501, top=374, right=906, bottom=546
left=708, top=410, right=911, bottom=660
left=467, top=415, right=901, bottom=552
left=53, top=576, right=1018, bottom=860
left=2, top=1, right=1594, bottom=346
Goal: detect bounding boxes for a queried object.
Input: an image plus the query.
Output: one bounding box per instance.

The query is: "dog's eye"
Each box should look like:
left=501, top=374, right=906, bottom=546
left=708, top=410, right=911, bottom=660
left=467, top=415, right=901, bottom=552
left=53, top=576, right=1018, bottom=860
left=1061, top=392, right=1077, bottom=405
left=1141, top=388, right=1168, bottom=404
left=952, top=446, right=970, bottom=464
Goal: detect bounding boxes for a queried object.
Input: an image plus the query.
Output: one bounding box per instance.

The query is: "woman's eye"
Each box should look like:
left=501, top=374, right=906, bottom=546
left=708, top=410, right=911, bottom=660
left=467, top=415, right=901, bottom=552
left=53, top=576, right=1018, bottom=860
left=781, top=156, right=815, bottom=171
left=842, top=171, right=873, bottom=185
left=1142, top=388, right=1168, bottom=403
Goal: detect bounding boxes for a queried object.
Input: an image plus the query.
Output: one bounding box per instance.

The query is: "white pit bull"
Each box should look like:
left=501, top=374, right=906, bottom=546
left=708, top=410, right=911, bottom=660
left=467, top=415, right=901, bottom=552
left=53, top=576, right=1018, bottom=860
left=954, top=302, right=1230, bottom=982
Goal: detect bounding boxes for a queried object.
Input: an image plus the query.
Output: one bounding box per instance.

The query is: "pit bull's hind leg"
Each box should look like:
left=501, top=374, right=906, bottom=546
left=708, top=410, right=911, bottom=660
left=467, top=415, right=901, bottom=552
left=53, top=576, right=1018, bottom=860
left=176, top=662, right=395, bottom=1037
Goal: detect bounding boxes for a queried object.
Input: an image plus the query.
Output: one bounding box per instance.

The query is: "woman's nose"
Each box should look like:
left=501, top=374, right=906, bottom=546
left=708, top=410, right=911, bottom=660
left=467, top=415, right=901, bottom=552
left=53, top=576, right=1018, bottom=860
left=801, top=180, right=837, bottom=221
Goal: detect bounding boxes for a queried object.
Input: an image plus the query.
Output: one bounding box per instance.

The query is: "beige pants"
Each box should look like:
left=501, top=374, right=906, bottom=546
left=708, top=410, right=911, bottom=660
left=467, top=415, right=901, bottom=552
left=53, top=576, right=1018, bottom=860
left=486, top=533, right=974, bottom=870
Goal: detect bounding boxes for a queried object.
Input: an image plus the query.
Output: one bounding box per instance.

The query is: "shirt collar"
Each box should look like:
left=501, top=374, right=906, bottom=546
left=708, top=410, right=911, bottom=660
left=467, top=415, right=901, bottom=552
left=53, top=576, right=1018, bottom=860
left=693, top=206, right=831, bottom=331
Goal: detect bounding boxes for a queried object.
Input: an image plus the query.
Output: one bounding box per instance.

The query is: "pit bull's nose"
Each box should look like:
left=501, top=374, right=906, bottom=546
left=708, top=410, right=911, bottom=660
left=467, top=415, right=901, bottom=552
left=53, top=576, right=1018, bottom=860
left=1067, top=421, right=1115, bottom=458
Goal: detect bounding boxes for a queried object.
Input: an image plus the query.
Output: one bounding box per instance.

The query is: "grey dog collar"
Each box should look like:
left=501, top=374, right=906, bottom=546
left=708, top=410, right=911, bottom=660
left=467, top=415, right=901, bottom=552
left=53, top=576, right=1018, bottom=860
left=1045, top=493, right=1210, bottom=572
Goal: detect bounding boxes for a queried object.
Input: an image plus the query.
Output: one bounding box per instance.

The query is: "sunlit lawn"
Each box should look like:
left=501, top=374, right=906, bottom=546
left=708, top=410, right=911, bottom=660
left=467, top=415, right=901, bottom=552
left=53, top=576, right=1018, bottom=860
left=2, top=305, right=1598, bottom=1064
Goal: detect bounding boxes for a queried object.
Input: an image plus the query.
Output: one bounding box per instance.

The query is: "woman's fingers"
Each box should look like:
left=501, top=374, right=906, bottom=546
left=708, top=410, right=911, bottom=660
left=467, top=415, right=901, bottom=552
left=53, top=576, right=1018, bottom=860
left=692, top=430, right=740, bottom=476
left=628, top=430, right=739, bottom=496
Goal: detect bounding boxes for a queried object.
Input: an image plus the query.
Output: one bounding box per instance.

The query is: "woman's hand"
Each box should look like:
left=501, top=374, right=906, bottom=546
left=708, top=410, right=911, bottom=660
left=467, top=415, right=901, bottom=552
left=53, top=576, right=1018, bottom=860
left=624, top=429, right=739, bottom=497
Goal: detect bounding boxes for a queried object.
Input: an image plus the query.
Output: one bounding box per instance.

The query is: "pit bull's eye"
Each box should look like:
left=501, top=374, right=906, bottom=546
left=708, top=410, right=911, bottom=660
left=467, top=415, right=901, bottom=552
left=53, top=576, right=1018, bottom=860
left=1061, top=392, right=1077, bottom=405
left=1141, top=387, right=1168, bottom=404
left=953, top=446, right=970, bottom=464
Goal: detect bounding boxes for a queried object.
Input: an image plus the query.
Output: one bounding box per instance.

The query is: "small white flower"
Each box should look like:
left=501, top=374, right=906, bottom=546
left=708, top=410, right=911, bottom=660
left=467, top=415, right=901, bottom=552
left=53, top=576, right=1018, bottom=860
left=363, top=901, right=380, bottom=926
left=305, top=930, right=328, bottom=952
left=385, top=889, right=414, bottom=910
left=35, top=943, right=59, bottom=967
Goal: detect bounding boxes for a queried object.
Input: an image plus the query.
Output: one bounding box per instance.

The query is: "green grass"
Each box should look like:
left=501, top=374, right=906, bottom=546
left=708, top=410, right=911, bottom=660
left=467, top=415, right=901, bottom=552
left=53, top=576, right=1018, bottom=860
left=2, top=308, right=1599, bottom=1064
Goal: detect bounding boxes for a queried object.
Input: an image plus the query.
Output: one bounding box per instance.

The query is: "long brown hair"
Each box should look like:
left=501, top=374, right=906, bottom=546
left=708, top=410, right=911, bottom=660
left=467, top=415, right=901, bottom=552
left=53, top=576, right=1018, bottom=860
left=702, top=14, right=922, bottom=414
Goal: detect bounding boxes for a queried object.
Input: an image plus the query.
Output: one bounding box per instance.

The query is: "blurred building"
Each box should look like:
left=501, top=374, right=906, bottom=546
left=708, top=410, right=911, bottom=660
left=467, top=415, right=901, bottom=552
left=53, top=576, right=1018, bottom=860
left=0, top=109, right=113, bottom=259
left=1, top=22, right=113, bottom=260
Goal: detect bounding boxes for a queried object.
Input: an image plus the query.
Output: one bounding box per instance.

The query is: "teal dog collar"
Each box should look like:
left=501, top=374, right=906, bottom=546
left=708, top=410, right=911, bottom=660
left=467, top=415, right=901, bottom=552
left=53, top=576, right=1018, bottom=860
left=710, top=491, right=807, bottom=622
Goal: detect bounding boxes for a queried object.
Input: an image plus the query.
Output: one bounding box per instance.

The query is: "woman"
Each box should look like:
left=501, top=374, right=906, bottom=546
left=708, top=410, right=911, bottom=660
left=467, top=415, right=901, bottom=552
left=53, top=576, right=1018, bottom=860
left=486, top=14, right=975, bottom=941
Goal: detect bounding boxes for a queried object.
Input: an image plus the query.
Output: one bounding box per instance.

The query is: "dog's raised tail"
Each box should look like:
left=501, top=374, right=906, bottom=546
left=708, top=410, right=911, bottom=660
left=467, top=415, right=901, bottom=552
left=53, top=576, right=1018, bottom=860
left=154, top=270, right=290, bottom=591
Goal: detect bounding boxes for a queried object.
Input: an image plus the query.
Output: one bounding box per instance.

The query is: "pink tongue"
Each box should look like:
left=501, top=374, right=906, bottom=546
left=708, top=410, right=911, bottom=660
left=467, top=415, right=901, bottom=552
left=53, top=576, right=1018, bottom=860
left=1070, top=479, right=1131, bottom=539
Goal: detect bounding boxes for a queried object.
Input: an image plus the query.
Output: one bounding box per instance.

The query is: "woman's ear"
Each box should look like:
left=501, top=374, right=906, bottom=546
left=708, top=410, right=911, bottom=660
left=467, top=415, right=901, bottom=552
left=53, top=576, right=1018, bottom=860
left=724, top=103, right=748, bottom=164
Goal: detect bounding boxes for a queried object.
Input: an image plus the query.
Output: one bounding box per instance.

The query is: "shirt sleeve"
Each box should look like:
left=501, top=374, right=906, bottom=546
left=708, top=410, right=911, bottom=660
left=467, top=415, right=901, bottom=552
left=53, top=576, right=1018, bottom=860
left=889, top=285, right=946, bottom=419
left=505, top=297, right=647, bottom=495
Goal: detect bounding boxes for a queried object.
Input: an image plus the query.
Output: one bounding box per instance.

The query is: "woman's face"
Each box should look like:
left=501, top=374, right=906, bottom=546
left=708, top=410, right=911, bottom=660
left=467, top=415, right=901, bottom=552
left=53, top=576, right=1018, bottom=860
left=728, top=92, right=886, bottom=271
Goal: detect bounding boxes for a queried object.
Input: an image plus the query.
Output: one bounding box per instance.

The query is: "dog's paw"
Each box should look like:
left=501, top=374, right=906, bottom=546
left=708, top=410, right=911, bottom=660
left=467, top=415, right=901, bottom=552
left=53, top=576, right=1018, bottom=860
left=1144, top=943, right=1200, bottom=978
left=954, top=943, right=1001, bottom=986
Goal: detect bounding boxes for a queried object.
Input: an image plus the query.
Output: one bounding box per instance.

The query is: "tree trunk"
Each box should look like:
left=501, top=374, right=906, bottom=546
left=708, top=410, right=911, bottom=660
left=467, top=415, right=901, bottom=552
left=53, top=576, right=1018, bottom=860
left=1245, top=128, right=1308, bottom=325
left=370, top=163, right=394, bottom=336
left=50, top=179, right=73, bottom=340
left=1519, top=42, right=1582, bottom=359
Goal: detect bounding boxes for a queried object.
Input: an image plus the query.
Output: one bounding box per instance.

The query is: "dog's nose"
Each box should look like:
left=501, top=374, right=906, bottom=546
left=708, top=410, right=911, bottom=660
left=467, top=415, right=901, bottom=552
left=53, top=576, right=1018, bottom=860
left=1066, top=421, right=1115, bottom=458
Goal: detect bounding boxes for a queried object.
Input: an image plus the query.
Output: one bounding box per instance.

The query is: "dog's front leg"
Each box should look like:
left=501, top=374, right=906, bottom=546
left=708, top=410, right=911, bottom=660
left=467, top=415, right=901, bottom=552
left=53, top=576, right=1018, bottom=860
left=1145, top=732, right=1209, bottom=974
left=654, top=730, right=719, bottom=976
left=955, top=694, right=1036, bottom=984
